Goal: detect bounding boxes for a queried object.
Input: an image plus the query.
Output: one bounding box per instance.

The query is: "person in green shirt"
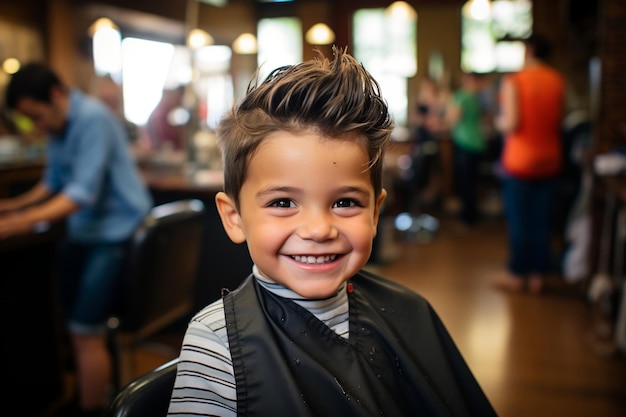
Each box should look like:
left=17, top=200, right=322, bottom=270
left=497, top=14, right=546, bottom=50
left=446, top=72, right=486, bottom=226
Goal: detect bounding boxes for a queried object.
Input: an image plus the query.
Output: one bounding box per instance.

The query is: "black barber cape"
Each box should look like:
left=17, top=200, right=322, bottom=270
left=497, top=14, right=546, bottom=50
left=224, top=269, right=498, bottom=417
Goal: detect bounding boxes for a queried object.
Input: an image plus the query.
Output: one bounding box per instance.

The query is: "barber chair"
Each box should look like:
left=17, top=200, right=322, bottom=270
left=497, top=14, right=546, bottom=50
left=108, top=199, right=205, bottom=389
left=106, top=357, right=179, bottom=417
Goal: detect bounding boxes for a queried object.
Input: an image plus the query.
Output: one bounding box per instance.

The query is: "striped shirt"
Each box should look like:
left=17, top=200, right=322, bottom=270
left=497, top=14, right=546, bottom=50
left=167, top=265, right=350, bottom=416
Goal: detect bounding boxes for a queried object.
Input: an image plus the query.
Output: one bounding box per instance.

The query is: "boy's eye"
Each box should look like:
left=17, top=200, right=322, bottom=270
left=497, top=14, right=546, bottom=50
left=268, top=198, right=296, bottom=208
left=333, top=198, right=361, bottom=209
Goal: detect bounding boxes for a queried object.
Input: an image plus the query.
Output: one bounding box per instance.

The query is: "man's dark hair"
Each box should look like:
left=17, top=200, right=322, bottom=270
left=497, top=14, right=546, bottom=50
left=5, top=62, right=65, bottom=109
left=524, top=34, right=552, bottom=61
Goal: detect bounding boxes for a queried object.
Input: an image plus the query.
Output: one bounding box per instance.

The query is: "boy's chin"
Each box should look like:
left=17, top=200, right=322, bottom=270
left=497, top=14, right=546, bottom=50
left=286, top=277, right=351, bottom=300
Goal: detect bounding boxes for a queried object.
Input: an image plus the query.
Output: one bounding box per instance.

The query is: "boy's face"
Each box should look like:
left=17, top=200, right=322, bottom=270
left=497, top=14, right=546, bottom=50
left=216, top=131, right=386, bottom=299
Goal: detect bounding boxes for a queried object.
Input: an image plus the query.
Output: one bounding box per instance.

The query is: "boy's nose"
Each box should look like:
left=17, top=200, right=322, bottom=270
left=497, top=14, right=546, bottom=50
left=297, top=210, right=338, bottom=241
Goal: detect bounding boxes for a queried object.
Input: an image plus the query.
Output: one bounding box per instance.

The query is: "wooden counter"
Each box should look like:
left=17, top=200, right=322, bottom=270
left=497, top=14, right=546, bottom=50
left=139, top=161, right=224, bottom=196
left=0, top=157, right=44, bottom=198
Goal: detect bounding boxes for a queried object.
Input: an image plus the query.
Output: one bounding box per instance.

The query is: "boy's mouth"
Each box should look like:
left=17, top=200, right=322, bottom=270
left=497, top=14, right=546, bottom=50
left=291, top=254, right=338, bottom=264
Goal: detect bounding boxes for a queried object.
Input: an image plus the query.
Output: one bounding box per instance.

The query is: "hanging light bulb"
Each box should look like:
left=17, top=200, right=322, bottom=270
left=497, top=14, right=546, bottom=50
left=232, top=33, right=258, bottom=54
left=88, top=17, right=119, bottom=37
left=305, top=23, right=335, bottom=45
left=2, top=58, right=21, bottom=74
left=187, top=28, right=214, bottom=50
left=385, top=1, right=417, bottom=20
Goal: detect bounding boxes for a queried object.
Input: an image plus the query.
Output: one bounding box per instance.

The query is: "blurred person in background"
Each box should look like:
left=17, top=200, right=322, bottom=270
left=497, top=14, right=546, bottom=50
left=445, top=72, right=486, bottom=227
left=411, top=76, right=445, bottom=145
left=402, top=76, right=446, bottom=213
left=144, top=85, right=187, bottom=153
left=493, top=34, right=566, bottom=294
left=0, top=63, right=152, bottom=416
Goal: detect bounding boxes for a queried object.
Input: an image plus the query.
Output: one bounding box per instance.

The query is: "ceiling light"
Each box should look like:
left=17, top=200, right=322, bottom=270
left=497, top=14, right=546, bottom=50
left=2, top=58, right=21, bottom=74
left=88, top=17, right=119, bottom=37
left=385, top=1, right=417, bottom=19
left=305, top=23, right=335, bottom=45
left=232, top=33, right=258, bottom=54
left=187, top=28, right=214, bottom=49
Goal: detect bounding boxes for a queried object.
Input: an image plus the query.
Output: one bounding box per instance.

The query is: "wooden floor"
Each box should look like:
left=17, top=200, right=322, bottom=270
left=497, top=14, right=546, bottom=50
left=133, top=213, right=626, bottom=417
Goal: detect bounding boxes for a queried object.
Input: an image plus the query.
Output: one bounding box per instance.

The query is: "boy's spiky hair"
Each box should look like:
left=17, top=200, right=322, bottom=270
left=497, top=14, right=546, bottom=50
left=217, top=47, right=394, bottom=208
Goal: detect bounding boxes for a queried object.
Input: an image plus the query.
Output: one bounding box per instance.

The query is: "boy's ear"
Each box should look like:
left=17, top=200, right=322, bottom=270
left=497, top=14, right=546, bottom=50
left=215, top=191, right=246, bottom=244
left=372, top=188, right=387, bottom=237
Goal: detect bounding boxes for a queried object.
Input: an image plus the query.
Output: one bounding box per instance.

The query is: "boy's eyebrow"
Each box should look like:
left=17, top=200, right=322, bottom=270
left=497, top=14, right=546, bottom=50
left=256, top=186, right=299, bottom=197
left=337, top=186, right=372, bottom=197
left=256, top=185, right=372, bottom=198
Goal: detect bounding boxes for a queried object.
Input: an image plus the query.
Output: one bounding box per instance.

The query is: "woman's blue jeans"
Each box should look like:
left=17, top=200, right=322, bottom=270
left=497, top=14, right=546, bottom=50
left=502, top=175, right=555, bottom=276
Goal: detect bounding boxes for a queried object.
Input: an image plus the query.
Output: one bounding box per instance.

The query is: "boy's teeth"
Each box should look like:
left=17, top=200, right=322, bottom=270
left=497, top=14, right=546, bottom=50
left=293, top=254, right=336, bottom=264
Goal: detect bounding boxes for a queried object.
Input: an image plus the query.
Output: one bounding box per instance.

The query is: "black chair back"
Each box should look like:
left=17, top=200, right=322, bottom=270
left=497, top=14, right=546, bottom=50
left=108, top=199, right=205, bottom=387
left=107, top=358, right=179, bottom=417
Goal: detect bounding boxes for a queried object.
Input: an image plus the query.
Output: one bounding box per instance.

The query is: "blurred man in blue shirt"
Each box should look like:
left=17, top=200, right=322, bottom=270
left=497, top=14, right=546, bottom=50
left=0, top=63, right=152, bottom=416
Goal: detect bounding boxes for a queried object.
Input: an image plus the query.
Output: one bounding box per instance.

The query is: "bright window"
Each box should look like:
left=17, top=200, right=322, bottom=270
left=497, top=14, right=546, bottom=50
left=92, top=26, right=122, bottom=82
left=121, top=38, right=176, bottom=126
left=194, top=45, right=234, bottom=130
left=353, top=4, right=417, bottom=127
left=257, top=17, right=302, bottom=82
left=461, top=0, right=533, bottom=73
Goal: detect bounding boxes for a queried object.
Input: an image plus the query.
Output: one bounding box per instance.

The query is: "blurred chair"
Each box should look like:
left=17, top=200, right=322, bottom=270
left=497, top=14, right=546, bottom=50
left=108, top=199, right=205, bottom=388
left=107, top=357, right=179, bottom=417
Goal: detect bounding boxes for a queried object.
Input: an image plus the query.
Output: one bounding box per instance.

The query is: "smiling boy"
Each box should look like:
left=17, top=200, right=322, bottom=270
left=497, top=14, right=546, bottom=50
left=167, top=48, right=496, bottom=416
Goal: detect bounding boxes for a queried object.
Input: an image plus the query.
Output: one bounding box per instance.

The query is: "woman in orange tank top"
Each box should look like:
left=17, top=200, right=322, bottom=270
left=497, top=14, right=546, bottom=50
left=494, top=34, right=566, bottom=294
